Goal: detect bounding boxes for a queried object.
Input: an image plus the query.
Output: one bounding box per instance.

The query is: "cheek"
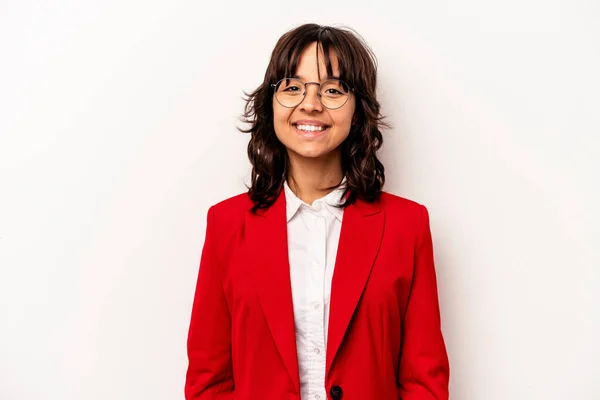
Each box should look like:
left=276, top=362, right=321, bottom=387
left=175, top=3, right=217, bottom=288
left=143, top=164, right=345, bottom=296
left=272, top=104, right=294, bottom=145
left=330, top=97, right=356, bottom=126
left=332, top=104, right=355, bottom=132
left=272, top=101, right=292, bottom=127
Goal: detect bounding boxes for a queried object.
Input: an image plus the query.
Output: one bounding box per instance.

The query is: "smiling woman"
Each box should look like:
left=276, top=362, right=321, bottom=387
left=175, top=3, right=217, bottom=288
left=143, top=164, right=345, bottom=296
left=240, top=24, right=388, bottom=210
left=185, top=23, right=450, bottom=400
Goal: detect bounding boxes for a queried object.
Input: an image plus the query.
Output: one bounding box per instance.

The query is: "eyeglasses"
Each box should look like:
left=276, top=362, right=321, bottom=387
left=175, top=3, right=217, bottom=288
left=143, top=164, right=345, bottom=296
left=271, top=77, right=354, bottom=110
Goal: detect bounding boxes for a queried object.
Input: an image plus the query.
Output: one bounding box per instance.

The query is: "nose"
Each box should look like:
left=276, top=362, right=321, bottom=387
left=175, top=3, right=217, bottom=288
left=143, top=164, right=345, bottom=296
left=299, top=82, right=323, bottom=112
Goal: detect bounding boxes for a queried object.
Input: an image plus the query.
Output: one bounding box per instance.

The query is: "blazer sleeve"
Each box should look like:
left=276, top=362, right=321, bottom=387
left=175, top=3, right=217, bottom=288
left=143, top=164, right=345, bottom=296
left=185, top=205, right=235, bottom=399
left=397, top=205, right=450, bottom=399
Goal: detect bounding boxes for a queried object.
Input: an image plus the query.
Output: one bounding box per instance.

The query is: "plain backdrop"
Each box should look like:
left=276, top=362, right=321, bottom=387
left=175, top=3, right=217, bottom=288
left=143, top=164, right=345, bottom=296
left=1, top=0, right=599, bottom=399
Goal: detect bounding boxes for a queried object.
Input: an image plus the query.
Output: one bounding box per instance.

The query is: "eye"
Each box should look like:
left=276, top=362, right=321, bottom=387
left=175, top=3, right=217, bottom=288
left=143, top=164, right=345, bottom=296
left=324, top=88, right=343, bottom=95
left=283, top=85, right=301, bottom=92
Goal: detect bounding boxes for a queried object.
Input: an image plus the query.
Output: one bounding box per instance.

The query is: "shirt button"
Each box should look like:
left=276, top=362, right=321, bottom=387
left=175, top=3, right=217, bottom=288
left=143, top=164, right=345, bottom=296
left=314, top=395, right=321, bottom=400
left=313, top=302, right=320, bottom=310
left=314, top=347, right=320, bottom=355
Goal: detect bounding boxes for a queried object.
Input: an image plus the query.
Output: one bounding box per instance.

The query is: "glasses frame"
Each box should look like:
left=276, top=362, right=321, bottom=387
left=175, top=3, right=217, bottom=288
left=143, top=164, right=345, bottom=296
left=270, top=77, right=354, bottom=110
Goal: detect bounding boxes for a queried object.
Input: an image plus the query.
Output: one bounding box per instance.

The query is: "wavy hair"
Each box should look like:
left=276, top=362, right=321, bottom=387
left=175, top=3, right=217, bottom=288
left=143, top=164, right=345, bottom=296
left=239, top=24, right=389, bottom=213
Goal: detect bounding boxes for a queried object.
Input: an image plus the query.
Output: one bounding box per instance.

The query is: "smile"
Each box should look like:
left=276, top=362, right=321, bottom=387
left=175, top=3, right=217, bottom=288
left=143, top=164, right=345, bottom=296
left=293, top=124, right=330, bottom=137
left=294, top=124, right=327, bottom=132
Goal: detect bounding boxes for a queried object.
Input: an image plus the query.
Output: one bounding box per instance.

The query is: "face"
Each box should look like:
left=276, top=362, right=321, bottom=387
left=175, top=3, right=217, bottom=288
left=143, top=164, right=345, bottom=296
left=272, top=42, right=356, bottom=162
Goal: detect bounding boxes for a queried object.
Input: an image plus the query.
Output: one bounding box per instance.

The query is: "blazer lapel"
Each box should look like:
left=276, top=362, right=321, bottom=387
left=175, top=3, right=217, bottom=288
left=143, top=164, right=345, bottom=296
left=245, top=191, right=300, bottom=392
left=326, top=197, right=385, bottom=378
left=245, top=189, right=385, bottom=388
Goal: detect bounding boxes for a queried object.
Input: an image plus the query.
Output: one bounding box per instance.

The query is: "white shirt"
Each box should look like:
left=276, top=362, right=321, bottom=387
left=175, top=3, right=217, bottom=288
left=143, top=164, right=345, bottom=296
left=283, top=177, right=346, bottom=400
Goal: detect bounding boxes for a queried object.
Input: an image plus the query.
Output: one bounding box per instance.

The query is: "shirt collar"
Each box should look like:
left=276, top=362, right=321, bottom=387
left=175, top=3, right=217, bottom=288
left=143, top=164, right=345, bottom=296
left=283, top=176, right=347, bottom=222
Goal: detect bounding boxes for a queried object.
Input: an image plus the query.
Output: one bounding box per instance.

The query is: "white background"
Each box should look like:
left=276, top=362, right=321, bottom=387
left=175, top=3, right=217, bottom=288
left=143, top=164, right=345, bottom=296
left=1, top=0, right=599, bottom=399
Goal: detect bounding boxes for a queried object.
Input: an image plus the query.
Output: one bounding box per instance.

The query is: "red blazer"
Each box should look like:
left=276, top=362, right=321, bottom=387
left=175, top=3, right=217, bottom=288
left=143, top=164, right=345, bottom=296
left=185, top=189, right=449, bottom=400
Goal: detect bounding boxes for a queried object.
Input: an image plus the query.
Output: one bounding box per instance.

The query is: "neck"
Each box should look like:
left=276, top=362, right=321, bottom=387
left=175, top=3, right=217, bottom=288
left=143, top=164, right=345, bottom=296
left=286, top=150, right=344, bottom=205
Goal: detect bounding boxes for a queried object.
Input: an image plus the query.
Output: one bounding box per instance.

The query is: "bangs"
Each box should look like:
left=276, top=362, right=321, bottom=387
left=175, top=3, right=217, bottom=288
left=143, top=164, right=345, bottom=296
left=273, top=26, right=357, bottom=86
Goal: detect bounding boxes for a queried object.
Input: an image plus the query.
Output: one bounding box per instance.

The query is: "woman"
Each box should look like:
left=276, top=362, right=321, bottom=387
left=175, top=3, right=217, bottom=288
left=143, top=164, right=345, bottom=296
left=185, top=24, right=449, bottom=399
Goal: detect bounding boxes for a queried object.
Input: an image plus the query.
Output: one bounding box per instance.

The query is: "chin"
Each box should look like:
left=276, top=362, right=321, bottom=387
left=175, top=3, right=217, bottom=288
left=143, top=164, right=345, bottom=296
left=291, top=148, right=324, bottom=159
left=288, top=144, right=340, bottom=160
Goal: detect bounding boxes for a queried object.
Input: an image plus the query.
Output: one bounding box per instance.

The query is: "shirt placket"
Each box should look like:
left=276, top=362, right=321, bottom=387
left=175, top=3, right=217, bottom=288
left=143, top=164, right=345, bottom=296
left=307, top=204, right=327, bottom=400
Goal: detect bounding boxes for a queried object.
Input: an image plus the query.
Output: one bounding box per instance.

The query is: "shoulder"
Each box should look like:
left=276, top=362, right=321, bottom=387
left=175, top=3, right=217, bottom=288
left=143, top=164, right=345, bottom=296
left=207, top=191, right=253, bottom=226
left=379, top=191, right=427, bottom=214
left=201, top=192, right=253, bottom=255
left=378, top=191, right=431, bottom=232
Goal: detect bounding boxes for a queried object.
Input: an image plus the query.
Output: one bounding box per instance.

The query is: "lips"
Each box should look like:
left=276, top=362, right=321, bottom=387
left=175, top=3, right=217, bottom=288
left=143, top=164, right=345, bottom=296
left=293, top=123, right=329, bottom=137
left=294, top=123, right=327, bottom=132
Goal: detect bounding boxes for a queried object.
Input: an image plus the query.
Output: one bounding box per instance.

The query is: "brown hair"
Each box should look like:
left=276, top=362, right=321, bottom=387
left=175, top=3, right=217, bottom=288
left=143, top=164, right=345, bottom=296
left=239, top=23, right=388, bottom=213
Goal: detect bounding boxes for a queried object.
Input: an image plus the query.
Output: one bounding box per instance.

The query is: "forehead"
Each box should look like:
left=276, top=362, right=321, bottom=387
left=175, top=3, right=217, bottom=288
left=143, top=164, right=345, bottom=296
left=295, top=42, right=340, bottom=79
left=282, top=41, right=344, bottom=81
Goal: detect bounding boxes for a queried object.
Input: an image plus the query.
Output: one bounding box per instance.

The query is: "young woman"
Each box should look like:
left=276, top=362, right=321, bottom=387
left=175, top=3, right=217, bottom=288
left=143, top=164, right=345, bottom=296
left=185, top=23, right=450, bottom=400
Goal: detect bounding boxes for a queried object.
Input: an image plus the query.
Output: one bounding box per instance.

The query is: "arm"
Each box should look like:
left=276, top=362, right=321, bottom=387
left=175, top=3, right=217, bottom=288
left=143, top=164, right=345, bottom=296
left=397, top=205, right=450, bottom=399
left=185, top=206, right=235, bottom=399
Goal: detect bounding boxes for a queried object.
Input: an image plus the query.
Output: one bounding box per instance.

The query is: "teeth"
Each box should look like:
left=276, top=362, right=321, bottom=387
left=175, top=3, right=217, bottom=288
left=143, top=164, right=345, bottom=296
left=296, top=124, right=326, bottom=132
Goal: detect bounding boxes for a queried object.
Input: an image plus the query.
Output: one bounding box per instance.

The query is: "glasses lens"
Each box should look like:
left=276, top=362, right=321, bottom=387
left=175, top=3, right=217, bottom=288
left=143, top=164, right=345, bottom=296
left=274, top=78, right=351, bottom=109
left=320, top=79, right=350, bottom=109
left=275, top=78, right=305, bottom=107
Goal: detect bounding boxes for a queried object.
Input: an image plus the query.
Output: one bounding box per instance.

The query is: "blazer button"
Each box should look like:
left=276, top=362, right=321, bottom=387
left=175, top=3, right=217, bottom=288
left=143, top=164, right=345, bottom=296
left=330, top=385, right=343, bottom=400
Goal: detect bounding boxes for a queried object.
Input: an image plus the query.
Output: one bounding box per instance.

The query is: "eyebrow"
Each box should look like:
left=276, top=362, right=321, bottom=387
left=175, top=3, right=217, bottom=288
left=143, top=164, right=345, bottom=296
left=291, top=74, right=340, bottom=81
